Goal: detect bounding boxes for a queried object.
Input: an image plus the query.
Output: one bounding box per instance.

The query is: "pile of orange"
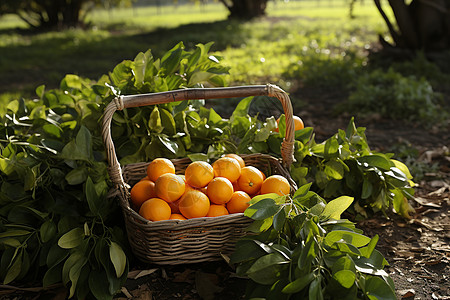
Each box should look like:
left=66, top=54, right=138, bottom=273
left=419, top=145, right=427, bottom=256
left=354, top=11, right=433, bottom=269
left=130, top=154, right=291, bottom=222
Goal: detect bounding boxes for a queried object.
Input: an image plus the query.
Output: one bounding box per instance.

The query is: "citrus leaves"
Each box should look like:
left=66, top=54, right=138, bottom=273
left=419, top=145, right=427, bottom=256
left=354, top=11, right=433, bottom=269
left=0, top=43, right=229, bottom=298
left=232, top=186, right=396, bottom=300
left=290, top=117, right=416, bottom=218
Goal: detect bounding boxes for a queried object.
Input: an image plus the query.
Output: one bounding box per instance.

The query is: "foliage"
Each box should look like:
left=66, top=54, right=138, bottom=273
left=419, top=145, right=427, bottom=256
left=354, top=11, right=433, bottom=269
left=339, top=68, right=448, bottom=126
left=0, top=0, right=132, bottom=29
left=0, top=42, right=229, bottom=298
left=231, top=189, right=396, bottom=299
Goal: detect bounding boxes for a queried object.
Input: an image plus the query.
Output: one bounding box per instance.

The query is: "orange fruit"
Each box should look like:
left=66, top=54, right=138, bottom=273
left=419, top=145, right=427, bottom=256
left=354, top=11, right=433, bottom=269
left=130, top=180, right=156, bottom=208
left=212, top=157, right=241, bottom=183
left=260, top=175, right=290, bottom=196
left=206, top=205, right=229, bottom=217
left=258, top=169, right=267, bottom=181
left=179, top=190, right=210, bottom=219
left=168, top=199, right=181, bottom=214
left=184, top=161, right=214, bottom=188
left=169, top=213, right=187, bottom=220
left=227, top=191, right=251, bottom=213
left=146, top=158, right=175, bottom=182
left=139, top=198, right=171, bottom=221
left=224, top=154, right=245, bottom=168
left=232, top=181, right=241, bottom=192
left=140, top=175, right=150, bottom=181
left=237, top=166, right=264, bottom=195
left=155, top=173, right=185, bottom=203
left=207, top=177, right=234, bottom=205
left=275, top=115, right=305, bottom=132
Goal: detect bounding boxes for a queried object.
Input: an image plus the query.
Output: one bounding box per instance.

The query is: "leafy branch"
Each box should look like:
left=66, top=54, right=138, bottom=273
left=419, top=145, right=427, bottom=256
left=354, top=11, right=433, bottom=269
left=231, top=185, right=396, bottom=300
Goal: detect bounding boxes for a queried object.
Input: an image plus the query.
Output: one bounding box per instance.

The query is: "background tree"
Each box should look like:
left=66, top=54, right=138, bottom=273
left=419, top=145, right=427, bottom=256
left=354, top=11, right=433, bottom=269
left=218, top=0, right=269, bottom=19
left=0, top=0, right=130, bottom=30
left=374, top=0, right=449, bottom=52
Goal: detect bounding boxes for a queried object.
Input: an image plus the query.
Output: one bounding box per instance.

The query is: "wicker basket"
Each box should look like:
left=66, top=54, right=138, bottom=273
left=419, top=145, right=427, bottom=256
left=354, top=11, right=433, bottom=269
left=102, top=84, right=297, bottom=265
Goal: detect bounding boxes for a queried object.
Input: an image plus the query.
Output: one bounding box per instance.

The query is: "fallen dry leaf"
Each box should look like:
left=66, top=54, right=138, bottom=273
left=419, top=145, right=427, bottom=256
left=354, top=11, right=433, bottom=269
left=195, top=270, right=223, bottom=300
left=399, top=289, right=415, bottom=299
left=172, top=268, right=195, bottom=283
left=413, top=196, right=442, bottom=208
left=128, top=269, right=159, bottom=280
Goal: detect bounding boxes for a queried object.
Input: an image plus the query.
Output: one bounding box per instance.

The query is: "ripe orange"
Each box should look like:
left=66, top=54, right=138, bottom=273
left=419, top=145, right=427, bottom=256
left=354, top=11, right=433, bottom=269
left=212, top=157, right=241, bottom=183
left=155, top=173, right=185, bottom=203
left=224, top=154, right=245, bottom=168
left=258, top=169, right=266, bottom=181
left=206, top=205, right=229, bottom=217
left=168, top=199, right=181, bottom=214
left=130, top=180, right=156, bottom=208
left=237, top=166, right=264, bottom=195
left=146, top=158, right=175, bottom=182
left=140, top=175, right=150, bottom=181
left=139, top=198, right=171, bottom=221
left=232, top=180, right=241, bottom=192
left=207, top=177, right=234, bottom=205
left=260, top=175, right=291, bottom=196
left=184, top=161, right=214, bottom=188
left=227, top=191, right=251, bottom=214
left=179, top=190, right=210, bottom=219
left=169, top=213, right=187, bottom=220
left=275, top=115, right=305, bottom=132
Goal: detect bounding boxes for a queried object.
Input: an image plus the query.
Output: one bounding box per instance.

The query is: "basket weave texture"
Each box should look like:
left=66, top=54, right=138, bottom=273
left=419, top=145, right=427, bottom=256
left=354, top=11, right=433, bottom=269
left=102, top=84, right=297, bottom=265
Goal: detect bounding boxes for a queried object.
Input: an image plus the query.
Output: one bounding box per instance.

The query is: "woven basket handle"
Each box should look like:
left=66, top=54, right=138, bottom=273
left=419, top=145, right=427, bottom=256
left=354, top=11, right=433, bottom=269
left=102, top=84, right=295, bottom=187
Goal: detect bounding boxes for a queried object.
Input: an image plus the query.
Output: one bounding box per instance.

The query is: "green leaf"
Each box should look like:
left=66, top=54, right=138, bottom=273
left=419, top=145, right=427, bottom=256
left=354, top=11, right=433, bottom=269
left=245, top=198, right=280, bottom=220
left=0, top=230, right=30, bottom=239
left=230, top=97, right=253, bottom=124
left=273, top=207, right=287, bottom=231
left=331, top=256, right=356, bottom=274
left=292, top=183, right=312, bottom=200
left=3, top=250, right=22, bottom=284
left=85, top=177, right=99, bottom=216
left=360, top=235, right=379, bottom=258
left=324, top=137, right=339, bottom=158
left=40, top=220, right=57, bottom=243
left=324, top=160, right=344, bottom=180
left=60, top=126, right=93, bottom=161
left=390, top=159, right=413, bottom=180
left=58, top=228, right=85, bottom=249
left=230, top=240, right=267, bottom=264
left=333, top=270, right=355, bottom=288
left=160, top=108, right=177, bottom=136
left=364, top=276, right=396, bottom=300
left=281, top=273, right=314, bottom=294
left=89, top=269, right=114, bottom=300
left=246, top=253, right=289, bottom=285
left=320, top=196, right=354, bottom=220
left=324, top=230, right=371, bottom=248
left=65, top=167, right=88, bottom=185
left=308, top=276, right=323, bottom=300
left=109, top=242, right=127, bottom=278
left=358, top=154, right=392, bottom=171
left=68, top=258, right=87, bottom=298
left=161, top=42, right=183, bottom=76
left=361, top=178, right=373, bottom=199
left=149, top=107, right=163, bottom=133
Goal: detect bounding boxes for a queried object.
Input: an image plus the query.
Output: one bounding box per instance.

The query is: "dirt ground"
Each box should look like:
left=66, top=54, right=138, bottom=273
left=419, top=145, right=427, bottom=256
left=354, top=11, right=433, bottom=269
left=1, top=89, right=449, bottom=300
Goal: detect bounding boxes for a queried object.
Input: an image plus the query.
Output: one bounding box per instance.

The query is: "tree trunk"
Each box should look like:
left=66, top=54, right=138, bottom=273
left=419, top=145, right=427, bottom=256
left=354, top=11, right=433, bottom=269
left=219, top=0, right=269, bottom=19
left=374, top=0, right=450, bottom=51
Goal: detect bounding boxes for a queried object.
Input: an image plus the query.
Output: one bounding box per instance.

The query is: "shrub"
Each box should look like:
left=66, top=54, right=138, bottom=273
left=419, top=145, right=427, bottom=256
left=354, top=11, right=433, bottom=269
left=340, top=68, right=447, bottom=126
